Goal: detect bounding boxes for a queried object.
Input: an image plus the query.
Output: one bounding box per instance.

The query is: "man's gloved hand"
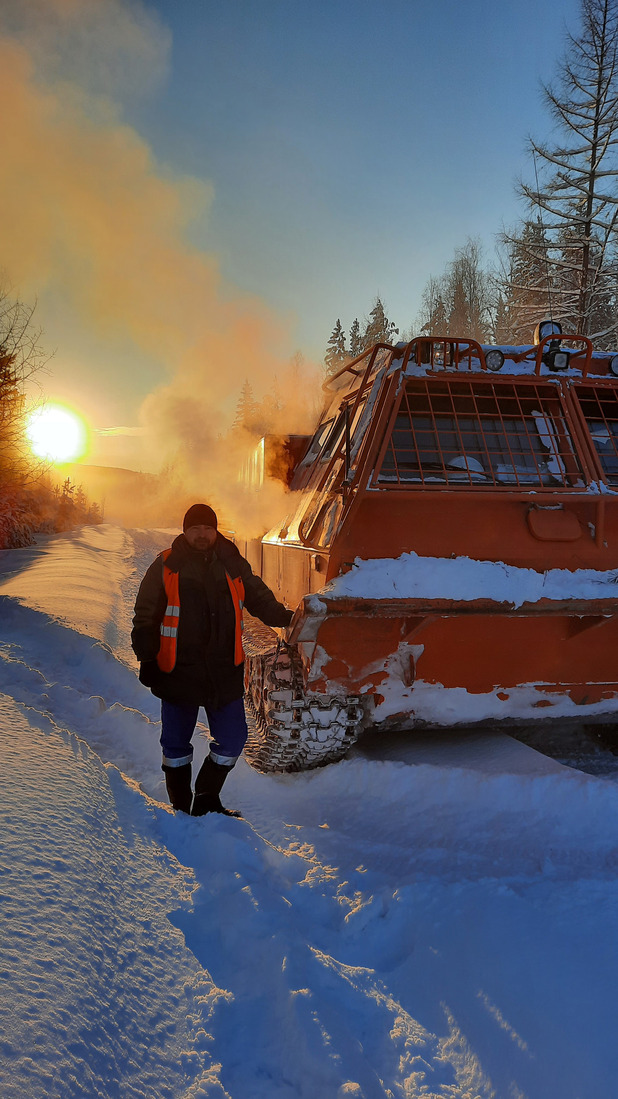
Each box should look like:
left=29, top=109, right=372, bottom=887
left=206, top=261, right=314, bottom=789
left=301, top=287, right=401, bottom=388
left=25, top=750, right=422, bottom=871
left=283, top=608, right=297, bottom=642
left=139, top=660, right=159, bottom=687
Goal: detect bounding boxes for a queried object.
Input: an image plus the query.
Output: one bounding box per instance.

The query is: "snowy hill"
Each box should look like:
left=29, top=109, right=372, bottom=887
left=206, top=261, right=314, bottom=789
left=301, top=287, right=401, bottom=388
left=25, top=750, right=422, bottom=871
left=1, top=525, right=617, bottom=1098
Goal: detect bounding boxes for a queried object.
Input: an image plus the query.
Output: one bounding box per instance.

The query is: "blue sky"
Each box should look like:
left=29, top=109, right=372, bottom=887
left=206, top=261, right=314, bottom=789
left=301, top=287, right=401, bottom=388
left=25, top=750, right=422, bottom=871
left=134, top=0, right=581, bottom=352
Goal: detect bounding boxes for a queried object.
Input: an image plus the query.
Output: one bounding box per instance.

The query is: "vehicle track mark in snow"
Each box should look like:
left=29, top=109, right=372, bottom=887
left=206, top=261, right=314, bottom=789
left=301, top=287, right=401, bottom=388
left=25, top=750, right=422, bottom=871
left=476, top=992, right=529, bottom=1052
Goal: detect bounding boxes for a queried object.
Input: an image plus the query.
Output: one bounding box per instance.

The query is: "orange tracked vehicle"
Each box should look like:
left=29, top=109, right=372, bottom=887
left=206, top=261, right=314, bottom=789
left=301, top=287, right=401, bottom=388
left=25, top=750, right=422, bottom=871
left=239, top=321, right=618, bottom=771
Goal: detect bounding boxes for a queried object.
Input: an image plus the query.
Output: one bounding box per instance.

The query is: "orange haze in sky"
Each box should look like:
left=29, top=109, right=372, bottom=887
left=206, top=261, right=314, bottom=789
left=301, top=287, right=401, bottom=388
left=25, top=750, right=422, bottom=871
left=0, top=0, right=323, bottom=532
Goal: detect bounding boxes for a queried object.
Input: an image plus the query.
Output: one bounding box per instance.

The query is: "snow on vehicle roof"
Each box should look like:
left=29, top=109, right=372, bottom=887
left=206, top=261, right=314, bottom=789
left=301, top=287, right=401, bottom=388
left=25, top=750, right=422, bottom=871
left=402, top=350, right=613, bottom=379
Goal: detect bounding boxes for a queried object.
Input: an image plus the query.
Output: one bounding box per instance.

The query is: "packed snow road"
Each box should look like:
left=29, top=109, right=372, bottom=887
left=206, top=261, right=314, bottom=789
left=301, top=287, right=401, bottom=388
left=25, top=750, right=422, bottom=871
left=1, top=525, right=617, bottom=1099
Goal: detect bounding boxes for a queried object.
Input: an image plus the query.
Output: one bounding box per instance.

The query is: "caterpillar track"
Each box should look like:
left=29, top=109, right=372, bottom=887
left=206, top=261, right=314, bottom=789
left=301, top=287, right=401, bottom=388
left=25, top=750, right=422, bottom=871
left=242, top=615, right=364, bottom=772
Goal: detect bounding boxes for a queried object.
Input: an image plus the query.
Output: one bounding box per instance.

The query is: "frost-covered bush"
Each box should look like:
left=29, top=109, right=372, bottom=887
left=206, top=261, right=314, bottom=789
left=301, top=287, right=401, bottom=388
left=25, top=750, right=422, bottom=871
left=0, top=490, right=35, bottom=548
left=0, top=478, right=102, bottom=549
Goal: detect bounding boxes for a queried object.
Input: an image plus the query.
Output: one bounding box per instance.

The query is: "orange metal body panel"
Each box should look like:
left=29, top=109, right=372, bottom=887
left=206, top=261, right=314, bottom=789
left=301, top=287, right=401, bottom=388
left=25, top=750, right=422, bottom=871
left=306, top=606, right=618, bottom=703
left=261, top=542, right=317, bottom=607
left=329, top=493, right=617, bottom=577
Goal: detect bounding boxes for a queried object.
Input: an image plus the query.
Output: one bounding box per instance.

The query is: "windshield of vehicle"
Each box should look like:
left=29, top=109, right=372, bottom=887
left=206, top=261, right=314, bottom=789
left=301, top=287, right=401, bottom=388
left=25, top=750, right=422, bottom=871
left=376, top=379, right=583, bottom=488
left=574, top=385, right=618, bottom=484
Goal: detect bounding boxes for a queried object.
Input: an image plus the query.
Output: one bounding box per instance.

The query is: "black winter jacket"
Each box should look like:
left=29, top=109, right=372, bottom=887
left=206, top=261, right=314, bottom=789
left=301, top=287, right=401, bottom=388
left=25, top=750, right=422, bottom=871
left=131, top=532, right=292, bottom=709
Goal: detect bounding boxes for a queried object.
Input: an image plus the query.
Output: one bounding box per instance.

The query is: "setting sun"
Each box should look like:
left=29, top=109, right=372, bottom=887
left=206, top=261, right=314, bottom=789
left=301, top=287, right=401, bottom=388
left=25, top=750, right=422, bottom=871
left=26, top=404, right=89, bottom=464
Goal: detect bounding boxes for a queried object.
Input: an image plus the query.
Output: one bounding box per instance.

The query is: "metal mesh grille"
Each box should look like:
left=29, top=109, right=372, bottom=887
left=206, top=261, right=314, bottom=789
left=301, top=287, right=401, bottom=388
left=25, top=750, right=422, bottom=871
left=377, top=379, right=583, bottom=488
left=574, top=385, right=618, bottom=484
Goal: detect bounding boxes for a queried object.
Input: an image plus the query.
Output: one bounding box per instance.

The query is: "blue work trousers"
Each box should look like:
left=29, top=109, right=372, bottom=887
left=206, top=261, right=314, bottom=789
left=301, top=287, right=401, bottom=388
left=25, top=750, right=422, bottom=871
left=161, top=697, right=248, bottom=768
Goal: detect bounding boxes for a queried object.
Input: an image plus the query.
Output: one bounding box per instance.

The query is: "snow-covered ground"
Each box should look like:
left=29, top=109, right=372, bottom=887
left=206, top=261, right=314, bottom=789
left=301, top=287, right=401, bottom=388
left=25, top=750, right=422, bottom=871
left=1, top=525, right=618, bottom=1098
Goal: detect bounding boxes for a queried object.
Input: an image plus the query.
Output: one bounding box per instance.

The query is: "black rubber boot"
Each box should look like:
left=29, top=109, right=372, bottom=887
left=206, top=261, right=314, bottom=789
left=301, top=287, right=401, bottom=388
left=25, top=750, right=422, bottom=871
left=162, top=763, right=193, bottom=814
left=191, top=755, right=241, bottom=818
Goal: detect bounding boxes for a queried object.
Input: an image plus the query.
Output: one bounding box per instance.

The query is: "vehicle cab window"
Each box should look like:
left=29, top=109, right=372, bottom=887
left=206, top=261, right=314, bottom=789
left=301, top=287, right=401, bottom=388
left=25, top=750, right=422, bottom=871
left=376, top=378, right=583, bottom=488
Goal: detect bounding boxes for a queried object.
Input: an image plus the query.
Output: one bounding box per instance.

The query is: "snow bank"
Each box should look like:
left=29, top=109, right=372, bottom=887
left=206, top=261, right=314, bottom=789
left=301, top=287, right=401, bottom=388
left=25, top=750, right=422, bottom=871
left=324, top=549, right=618, bottom=607
left=0, top=695, right=213, bottom=1098
left=0, top=526, right=134, bottom=650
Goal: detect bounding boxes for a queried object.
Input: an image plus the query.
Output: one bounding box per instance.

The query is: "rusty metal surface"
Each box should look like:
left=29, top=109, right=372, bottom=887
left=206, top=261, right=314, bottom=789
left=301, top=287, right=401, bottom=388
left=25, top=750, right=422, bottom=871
left=305, top=595, right=618, bottom=617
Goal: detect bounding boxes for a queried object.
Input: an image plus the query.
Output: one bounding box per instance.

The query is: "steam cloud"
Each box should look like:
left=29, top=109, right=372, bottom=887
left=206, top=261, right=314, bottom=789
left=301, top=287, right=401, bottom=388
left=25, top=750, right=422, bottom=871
left=0, top=0, right=323, bottom=536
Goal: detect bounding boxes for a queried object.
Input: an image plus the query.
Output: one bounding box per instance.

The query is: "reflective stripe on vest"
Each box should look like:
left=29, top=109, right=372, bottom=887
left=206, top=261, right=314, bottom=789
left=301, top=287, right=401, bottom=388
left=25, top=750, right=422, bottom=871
left=225, top=573, right=245, bottom=666
left=156, top=549, right=246, bottom=673
left=157, top=549, right=180, bottom=672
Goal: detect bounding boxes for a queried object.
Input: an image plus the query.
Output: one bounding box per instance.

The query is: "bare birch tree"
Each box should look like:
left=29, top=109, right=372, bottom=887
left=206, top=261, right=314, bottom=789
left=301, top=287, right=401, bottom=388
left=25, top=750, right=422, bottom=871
left=417, top=276, right=448, bottom=335
left=416, top=239, right=494, bottom=342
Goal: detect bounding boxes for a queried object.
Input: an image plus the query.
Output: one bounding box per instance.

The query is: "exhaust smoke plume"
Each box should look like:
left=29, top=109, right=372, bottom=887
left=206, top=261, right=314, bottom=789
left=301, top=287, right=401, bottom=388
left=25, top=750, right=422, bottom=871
left=0, top=0, right=323, bottom=537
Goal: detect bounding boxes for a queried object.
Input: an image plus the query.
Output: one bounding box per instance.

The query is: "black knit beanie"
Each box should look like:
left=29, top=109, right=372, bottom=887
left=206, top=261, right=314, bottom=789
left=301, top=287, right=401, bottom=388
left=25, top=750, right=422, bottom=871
left=183, top=503, right=218, bottom=531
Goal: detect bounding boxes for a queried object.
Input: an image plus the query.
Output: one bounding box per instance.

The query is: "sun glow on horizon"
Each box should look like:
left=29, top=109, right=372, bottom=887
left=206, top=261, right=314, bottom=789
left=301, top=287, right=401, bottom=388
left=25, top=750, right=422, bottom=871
left=26, top=404, right=89, bottom=464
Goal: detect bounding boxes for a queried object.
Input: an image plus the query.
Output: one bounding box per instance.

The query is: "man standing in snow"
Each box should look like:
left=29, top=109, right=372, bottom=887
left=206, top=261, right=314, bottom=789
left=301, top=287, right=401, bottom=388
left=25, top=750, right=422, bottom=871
left=132, top=503, right=293, bottom=817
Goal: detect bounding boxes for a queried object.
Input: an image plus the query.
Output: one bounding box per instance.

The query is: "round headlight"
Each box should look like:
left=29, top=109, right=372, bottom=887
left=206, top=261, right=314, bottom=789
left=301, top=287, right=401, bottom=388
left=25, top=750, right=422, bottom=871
left=609, top=355, right=618, bottom=376
left=485, top=349, right=505, bottom=372
left=534, top=319, right=563, bottom=344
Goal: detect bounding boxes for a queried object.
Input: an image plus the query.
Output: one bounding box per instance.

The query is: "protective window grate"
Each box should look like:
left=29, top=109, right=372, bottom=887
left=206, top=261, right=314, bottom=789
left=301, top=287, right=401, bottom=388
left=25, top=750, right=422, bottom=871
left=574, top=385, right=618, bottom=484
left=377, top=379, right=583, bottom=488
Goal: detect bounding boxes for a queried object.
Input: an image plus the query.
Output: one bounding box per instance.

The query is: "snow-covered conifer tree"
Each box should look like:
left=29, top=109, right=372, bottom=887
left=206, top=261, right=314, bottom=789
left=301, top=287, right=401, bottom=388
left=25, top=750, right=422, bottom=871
left=324, top=319, right=347, bottom=377
left=348, top=319, right=362, bottom=357
left=362, top=299, right=399, bottom=347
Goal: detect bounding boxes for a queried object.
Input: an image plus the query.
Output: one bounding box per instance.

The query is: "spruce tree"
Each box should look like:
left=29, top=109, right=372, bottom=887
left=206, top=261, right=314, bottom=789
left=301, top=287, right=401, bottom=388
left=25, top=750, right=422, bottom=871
left=362, top=298, right=399, bottom=347
left=324, top=319, right=347, bottom=376
left=348, top=318, right=362, bottom=357
left=233, top=378, right=258, bottom=431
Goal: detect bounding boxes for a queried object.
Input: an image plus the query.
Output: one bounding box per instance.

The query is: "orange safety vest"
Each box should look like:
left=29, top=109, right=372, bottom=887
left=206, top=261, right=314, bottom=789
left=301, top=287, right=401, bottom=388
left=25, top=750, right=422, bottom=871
left=156, top=549, right=245, bottom=673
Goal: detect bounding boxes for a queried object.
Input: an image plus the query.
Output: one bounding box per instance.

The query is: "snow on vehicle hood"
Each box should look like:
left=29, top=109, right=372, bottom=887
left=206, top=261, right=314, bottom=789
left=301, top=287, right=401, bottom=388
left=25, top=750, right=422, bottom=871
left=323, top=550, right=618, bottom=607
